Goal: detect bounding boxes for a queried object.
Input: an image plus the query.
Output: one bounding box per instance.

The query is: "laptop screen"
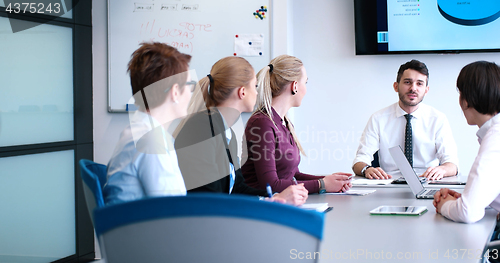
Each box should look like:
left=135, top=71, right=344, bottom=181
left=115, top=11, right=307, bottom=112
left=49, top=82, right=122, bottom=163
left=389, top=146, right=425, bottom=195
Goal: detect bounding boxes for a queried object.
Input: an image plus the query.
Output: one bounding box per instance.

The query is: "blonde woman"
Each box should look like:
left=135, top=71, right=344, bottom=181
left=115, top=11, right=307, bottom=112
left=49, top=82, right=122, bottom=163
left=241, top=55, right=352, bottom=194
left=174, top=56, right=308, bottom=205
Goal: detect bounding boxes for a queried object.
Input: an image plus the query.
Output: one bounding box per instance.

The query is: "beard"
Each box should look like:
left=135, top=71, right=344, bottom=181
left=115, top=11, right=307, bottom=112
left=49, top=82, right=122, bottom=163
left=399, top=91, right=424, bottom=107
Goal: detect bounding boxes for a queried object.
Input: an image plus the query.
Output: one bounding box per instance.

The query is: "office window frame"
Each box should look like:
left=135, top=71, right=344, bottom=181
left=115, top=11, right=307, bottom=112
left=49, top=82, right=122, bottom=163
left=0, top=1, right=94, bottom=262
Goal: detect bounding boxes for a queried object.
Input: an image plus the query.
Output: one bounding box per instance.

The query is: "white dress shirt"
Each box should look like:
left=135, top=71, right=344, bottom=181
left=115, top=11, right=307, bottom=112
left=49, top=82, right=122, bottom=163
left=440, top=113, right=500, bottom=223
left=353, top=103, right=459, bottom=175
left=104, top=111, right=186, bottom=205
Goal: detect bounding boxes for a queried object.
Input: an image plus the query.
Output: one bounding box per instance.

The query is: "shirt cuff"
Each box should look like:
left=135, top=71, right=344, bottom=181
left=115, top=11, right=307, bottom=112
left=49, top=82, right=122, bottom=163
left=439, top=199, right=453, bottom=220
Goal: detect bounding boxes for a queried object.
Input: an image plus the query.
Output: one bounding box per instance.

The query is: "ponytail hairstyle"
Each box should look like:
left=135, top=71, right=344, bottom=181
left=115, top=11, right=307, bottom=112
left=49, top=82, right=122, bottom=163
left=254, top=55, right=306, bottom=155
left=199, top=56, right=255, bottom=108
left=173, top=56, right=254, bottom=138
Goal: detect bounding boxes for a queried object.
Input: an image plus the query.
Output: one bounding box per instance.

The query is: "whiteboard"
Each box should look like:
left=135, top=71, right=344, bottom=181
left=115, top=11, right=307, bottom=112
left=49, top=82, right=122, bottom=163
left=107, top=0, right=272, bottom=112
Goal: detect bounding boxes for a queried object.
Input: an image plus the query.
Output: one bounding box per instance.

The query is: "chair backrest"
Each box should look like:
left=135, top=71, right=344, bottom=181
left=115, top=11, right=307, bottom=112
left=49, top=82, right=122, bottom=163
left=79, top=159, right=107, bottom=225
left=94, top=194, right=325, bottom=263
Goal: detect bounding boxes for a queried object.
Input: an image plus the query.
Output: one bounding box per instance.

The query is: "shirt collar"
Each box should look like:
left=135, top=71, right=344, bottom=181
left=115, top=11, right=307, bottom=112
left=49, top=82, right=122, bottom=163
left=395, top=102, right=423, bottom=119
left=271, top=107, right=286, bottom=126
left=212, top=107, right=232, bottom=141
left=129, top=110, right=174, bottom=151
left=130, top=110, right=161, bottom=128
left=129, top=110, right=160, bottom=140
left=477, top=113, right=500, bottom=143
left=221, top=115, right=232, bottom=141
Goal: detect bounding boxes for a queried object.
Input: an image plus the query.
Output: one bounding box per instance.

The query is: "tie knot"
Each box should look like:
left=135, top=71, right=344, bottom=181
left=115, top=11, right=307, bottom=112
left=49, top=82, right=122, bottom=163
left=405, top=114, right=413, bottom=121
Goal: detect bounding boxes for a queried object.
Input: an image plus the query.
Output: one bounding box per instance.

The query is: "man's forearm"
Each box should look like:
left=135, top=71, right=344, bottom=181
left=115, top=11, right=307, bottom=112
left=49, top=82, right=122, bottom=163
left=440, top=162, right=458, bottom=177
left=353, top=162, right=369, bottom=176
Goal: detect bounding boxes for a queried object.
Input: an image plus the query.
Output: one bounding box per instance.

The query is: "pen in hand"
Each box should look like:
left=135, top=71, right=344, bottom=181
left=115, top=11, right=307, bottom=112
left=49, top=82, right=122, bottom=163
left=266, top=183, right=273, bottom=198
left=292, top=177, right=298, bottom=185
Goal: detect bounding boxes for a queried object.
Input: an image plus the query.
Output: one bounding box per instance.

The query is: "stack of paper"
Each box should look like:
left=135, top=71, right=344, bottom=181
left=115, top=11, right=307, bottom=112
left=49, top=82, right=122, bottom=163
left=352, top=179, right=393, bottom=186
left=299, top=203, right=329, bottom=212
left=327, top=189, right=376, bottom=196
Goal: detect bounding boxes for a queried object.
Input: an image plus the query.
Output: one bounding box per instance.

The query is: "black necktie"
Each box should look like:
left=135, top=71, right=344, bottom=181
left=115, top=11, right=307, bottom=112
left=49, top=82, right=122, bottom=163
left=404, top=114, right=413, bottom=167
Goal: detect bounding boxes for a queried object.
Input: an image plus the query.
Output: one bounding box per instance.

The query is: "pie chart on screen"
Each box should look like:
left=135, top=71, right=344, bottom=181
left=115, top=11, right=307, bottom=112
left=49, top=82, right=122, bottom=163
left=438, top=0, right=500, bottom=26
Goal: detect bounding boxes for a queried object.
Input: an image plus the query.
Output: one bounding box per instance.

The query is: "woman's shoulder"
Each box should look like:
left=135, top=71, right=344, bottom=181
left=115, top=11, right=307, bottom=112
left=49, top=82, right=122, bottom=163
left=175, top=110, right=217, bottom=148
left=246, top=111, right=277, bottom=129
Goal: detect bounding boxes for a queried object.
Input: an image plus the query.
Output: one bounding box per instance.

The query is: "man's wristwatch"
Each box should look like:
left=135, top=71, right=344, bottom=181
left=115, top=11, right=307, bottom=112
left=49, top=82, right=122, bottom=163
left=361, top=165, right=372, bottom=176
left=319, top=178, right=326, bottom=194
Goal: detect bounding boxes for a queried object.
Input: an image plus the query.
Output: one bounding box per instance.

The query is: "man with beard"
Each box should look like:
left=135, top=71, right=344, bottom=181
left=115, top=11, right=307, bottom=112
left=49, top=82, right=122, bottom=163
left=352, top=60, right=458, bottom=180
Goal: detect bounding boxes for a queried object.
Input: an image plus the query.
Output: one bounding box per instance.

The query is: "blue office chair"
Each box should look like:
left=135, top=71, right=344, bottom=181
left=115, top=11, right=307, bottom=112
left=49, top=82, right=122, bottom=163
left=94, top=194, right=325, bottom=263
left=79, top=159, right=108, bottom=225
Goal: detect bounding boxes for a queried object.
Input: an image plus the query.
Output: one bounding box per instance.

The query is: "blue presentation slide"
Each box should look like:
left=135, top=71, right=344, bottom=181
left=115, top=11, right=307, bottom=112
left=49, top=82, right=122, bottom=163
left=438, top=0, right=500, bottom=26
left=384, top=0, right=500, bottom=51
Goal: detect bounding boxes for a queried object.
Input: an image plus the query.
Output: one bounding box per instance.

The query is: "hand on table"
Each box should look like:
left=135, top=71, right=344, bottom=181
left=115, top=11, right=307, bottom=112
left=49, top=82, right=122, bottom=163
left=364, top=167, right=392, bottom=180
left=264, top=196, right=286, bottom=204
left=274, top=183, right=308, bottom=206
left=324, top=173, right=353, bottom=193
left=421, top=166, right=447, bottom=181
left=433, top=188, right=461, bottom=213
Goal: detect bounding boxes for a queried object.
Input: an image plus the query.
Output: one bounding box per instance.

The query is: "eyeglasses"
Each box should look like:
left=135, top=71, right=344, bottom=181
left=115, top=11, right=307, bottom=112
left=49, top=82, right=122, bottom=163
left=185, top=80, right=197, bottom=92
left=164, top=81, right=197, bottom=93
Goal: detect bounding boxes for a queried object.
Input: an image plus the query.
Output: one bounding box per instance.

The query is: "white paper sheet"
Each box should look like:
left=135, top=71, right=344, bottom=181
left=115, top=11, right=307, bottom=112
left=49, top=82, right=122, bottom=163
left=234, top=33, right=264, bottom=57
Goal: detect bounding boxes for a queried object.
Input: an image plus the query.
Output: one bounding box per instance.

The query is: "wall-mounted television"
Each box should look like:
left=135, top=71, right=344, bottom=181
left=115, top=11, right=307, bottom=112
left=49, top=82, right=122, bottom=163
left=354, top=0, right=500, bottom=55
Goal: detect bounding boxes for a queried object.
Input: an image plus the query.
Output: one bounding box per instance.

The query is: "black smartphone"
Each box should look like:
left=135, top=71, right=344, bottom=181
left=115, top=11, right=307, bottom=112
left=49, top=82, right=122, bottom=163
left=428, top=181, right=466, bottom=185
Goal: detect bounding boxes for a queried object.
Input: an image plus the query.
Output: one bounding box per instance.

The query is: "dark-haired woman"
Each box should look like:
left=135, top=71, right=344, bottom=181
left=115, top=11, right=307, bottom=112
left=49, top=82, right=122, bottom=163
left=434, top=61, right=500, bottom=223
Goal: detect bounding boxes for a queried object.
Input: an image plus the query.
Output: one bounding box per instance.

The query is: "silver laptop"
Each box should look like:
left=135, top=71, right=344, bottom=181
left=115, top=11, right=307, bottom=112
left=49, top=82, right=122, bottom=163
left=389, top=146, right=438, bottom=199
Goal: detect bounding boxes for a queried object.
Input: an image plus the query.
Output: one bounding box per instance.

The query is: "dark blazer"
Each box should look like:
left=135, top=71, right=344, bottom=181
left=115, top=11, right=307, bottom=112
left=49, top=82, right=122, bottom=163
left=175, top=109, right=267, bottom=196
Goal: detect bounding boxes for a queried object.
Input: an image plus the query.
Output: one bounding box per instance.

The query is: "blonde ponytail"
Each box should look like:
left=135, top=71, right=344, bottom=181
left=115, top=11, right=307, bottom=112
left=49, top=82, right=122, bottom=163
left=255, top=64, right=274, bottom=124
left=284, top=116, right=304, bottom=155
left=253, top=55, right=306, bottom=155
left=173, top=57, right=254, bottom=138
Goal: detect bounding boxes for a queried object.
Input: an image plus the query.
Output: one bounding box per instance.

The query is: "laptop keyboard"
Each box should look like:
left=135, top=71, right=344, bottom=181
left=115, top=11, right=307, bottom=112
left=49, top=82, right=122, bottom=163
left=426, top=189, right=439, bottom=196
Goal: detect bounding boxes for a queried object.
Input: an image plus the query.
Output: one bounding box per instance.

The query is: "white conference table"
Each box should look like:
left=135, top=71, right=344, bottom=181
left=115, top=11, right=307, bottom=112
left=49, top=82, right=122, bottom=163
left=351, top=174, right=469, bottom=189
left=306, top=185, right=497, bottom=263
